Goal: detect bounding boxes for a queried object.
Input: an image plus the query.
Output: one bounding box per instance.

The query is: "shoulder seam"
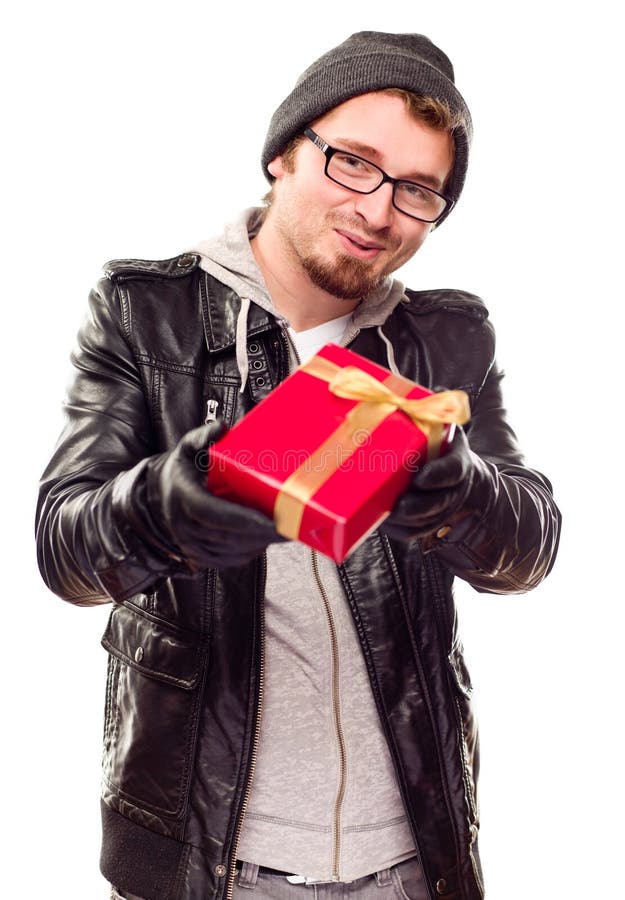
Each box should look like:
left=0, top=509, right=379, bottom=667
left=403, top=288, right=488, bottom=319
left=104, top=253, right=200, bottom=282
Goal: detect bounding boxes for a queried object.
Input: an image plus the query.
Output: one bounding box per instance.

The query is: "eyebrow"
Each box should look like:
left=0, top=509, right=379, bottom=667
left=333, top=136, right=445, bottom=191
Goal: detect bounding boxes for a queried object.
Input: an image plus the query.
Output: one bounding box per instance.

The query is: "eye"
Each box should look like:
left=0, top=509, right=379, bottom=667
left=398, top=182, right=430, bottom=202
left=335, top=153, right=366, bottom=169
left=331, top=153, right=377, bottom=179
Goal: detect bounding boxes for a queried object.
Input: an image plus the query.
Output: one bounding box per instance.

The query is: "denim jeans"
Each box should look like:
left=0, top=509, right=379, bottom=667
left=112, top=856, right=428, bottom=900
left=233, top=858, right=428, bottom=899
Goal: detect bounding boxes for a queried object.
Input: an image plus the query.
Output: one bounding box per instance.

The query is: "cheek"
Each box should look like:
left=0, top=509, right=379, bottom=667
left=287, top=176, right=336, bottom=218
left=399, top=225, right=430, bottom=256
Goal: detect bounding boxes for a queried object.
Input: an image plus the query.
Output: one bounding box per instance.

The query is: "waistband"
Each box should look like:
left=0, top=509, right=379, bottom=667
left=236, top=859, right=407, bottom=887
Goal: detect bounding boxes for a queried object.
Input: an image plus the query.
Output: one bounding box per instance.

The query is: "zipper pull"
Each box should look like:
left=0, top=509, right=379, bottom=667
left=205, top=399, right=219, bottom=423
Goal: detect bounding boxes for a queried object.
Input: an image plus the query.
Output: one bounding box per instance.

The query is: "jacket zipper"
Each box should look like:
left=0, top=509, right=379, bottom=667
left=224, top=555, right=267, bottom=900
left=311, top=548, right=347, bottom=880
left=423, top=552, right=483, bottom=898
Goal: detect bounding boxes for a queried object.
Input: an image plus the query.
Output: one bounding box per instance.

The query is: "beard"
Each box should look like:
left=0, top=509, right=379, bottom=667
left=298, top=212, right=403, bottom=300
left=271, top=194, right=405, bottom=301
left=300, top=250, right=387, bottom=300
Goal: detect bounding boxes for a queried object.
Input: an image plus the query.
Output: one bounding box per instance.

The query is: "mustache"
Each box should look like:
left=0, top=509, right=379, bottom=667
left=326, top=214, right=401, bottom=252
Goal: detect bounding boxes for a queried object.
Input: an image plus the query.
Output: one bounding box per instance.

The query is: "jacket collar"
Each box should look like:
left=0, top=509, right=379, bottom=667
left=200, top=271, right=279, bottom=352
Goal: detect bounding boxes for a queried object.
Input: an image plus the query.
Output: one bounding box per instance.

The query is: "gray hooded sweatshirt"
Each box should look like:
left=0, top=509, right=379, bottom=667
left=191, top=209, right=416, bottom=883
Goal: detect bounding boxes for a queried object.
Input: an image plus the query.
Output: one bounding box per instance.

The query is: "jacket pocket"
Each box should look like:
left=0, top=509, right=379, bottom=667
left=101, top=603, right=205, bottom=817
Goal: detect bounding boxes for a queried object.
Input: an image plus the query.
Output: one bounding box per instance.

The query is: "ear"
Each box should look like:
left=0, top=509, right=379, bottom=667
left=268, top=156, right=286, bottom=179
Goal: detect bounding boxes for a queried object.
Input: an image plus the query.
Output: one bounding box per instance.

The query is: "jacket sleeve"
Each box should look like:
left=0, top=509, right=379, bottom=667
left=35, top=279, right=188, bottom=606
left=426, top=323, right=561, bottom=595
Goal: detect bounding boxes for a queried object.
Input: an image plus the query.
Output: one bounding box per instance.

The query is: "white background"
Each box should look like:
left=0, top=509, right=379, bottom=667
left=2, top=1, right=622, bottom=897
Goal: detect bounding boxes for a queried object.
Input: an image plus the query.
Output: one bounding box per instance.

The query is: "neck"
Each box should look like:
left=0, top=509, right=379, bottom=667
left=251, top=216, right=361, bottom=333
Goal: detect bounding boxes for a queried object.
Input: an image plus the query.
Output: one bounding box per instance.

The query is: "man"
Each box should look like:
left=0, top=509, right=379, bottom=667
left=36, top=31, right=560, bottom=900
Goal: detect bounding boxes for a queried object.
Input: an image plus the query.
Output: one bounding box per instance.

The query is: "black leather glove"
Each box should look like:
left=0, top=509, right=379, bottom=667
left=143, top=420, right=285, bottom=570
left=381, top=426, right=494, bottom=541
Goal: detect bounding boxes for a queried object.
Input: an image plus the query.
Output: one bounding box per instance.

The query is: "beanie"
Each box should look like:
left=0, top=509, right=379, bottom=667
left=261, top=31, right=472, bottom=224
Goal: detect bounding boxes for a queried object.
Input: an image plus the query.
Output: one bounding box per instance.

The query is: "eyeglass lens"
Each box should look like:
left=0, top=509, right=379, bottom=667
left=328, top=152, right=446, bottom=222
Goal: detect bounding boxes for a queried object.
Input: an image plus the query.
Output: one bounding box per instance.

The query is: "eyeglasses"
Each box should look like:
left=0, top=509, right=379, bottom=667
left=304, top=128, right=453, bottom=224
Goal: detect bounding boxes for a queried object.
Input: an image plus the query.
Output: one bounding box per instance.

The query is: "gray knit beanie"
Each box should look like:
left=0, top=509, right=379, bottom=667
left=261, top=31, right=472, bottom=224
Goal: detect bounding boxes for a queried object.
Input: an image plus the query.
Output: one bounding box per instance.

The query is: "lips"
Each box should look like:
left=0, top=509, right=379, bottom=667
left=335, top=229, right=385, bottom=260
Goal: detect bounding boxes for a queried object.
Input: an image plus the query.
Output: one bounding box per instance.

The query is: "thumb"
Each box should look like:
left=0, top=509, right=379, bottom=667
left=179, top=419, right=228, bottom=454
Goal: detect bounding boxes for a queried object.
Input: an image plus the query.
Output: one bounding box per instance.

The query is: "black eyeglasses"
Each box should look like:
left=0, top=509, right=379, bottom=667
left=304, top=128, right=453, bottom=224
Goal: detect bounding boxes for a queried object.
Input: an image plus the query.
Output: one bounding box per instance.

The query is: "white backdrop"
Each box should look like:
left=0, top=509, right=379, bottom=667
left=3, top=1, right=622, bottom=897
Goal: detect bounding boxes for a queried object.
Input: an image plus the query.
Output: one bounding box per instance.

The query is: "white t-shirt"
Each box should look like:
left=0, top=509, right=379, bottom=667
left=287, top=313, right=353, bottom=364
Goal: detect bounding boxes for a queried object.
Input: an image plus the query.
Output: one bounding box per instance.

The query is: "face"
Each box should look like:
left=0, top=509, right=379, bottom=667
left=266, top=92, right=454, bottom=300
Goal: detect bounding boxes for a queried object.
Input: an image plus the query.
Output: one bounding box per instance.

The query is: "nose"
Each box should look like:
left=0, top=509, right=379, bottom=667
left=352, top=182, right=395, bottom=231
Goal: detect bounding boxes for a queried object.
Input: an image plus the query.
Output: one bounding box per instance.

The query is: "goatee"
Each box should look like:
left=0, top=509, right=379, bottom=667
left=301, top=252, right=386, bottom=300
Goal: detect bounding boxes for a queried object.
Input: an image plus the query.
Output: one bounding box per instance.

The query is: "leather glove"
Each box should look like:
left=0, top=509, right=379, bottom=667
left=143, top=420, right=285, bottom=570
left=380, top=426, right=494, bottom=542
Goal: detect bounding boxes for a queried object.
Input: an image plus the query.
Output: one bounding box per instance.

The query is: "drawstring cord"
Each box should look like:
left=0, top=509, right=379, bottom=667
left=237, top=309, right=398, bottom=394
left=236, top=298, right=251, bottom=393
left=376, top=325, right=400, bottom=375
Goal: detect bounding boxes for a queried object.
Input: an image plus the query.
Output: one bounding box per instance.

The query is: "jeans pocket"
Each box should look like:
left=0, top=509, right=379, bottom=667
left=391, top=858, right=429, bottom=900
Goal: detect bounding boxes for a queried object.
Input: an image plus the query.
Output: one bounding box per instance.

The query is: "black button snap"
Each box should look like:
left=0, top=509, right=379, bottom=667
left=177, top=254, right=195, bottom=267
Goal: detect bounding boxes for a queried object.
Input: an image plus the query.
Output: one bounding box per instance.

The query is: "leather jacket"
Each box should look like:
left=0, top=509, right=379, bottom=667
left=36, top=252, right=561, bottom=900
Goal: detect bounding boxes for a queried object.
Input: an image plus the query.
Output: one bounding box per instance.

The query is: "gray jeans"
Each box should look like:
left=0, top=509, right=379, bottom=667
left=112, top=857, right=428, bottom=899
left=233, top=858, right=428, bottom=899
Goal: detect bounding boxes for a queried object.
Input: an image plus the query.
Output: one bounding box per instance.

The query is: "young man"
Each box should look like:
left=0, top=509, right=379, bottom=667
left=36, top=32, right=560, bottom=900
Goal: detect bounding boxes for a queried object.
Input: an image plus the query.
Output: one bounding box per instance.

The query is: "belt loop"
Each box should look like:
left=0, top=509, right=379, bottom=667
left=238, top=861, right=260, bottom=889
left=375, top=868, right=393, bottom=887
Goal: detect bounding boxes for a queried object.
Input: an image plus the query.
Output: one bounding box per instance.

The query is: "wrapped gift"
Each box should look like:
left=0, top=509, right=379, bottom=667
left=207, top=343, right=470, bottom=562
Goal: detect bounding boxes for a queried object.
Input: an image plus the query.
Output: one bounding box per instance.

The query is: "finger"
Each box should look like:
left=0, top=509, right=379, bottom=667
left=187, top=487, right=283, bottom=537
left=413, top=455, right=464, bottom=491
left=412, top=431, right=470, bottom=490
left=180, top=419, right=228, bottom=454
left=387, top=487, right=458, bottom=528
left=379, top=516, right=443, bottom=540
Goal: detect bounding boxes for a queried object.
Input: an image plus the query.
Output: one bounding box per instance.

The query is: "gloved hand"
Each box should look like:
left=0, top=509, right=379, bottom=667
left=144, top=420, right=285, bottom=570
left=380, top=426, right=493, bottom=541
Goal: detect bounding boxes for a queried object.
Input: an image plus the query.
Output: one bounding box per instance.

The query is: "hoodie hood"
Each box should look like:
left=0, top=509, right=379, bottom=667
left=190, top=208, right=408, bottom=389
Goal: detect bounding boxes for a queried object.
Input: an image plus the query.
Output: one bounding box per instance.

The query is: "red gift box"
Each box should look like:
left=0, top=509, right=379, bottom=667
left=207, top=343, right=470, bottom=563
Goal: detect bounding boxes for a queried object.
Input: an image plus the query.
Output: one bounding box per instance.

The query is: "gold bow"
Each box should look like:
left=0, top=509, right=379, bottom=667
left=328, top=366, right=471, bottom=427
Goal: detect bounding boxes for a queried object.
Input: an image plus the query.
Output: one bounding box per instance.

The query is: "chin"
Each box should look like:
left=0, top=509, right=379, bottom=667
left=303, top=252, right=387, bottom=300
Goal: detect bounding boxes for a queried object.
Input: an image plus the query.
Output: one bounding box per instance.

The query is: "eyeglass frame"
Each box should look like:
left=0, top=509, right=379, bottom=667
left=303, top=127, right=454, bottom=224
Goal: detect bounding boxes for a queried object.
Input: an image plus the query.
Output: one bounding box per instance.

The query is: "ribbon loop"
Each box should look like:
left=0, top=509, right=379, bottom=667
left=328, top=366, right=470, bottom=427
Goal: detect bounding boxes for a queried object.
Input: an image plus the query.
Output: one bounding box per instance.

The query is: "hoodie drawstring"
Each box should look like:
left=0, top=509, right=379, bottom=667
left=236, top=298, right=251, bottom=394
left=377, top=326, right=400, bottom=375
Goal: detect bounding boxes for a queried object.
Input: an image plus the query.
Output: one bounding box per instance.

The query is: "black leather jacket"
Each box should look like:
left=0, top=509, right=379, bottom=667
left=36, top=253, right=560, bottom=900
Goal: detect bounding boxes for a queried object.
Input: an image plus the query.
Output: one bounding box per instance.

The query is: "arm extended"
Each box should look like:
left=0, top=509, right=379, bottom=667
left=35, top=280, right=280, bottom=605
left=383, top=335, right=561, bottom=594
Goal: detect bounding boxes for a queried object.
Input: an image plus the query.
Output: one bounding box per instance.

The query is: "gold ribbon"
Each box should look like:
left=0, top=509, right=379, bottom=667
left=273, top=355, right=470, bottom=542
left=327, top=365, right=471, bottom=429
